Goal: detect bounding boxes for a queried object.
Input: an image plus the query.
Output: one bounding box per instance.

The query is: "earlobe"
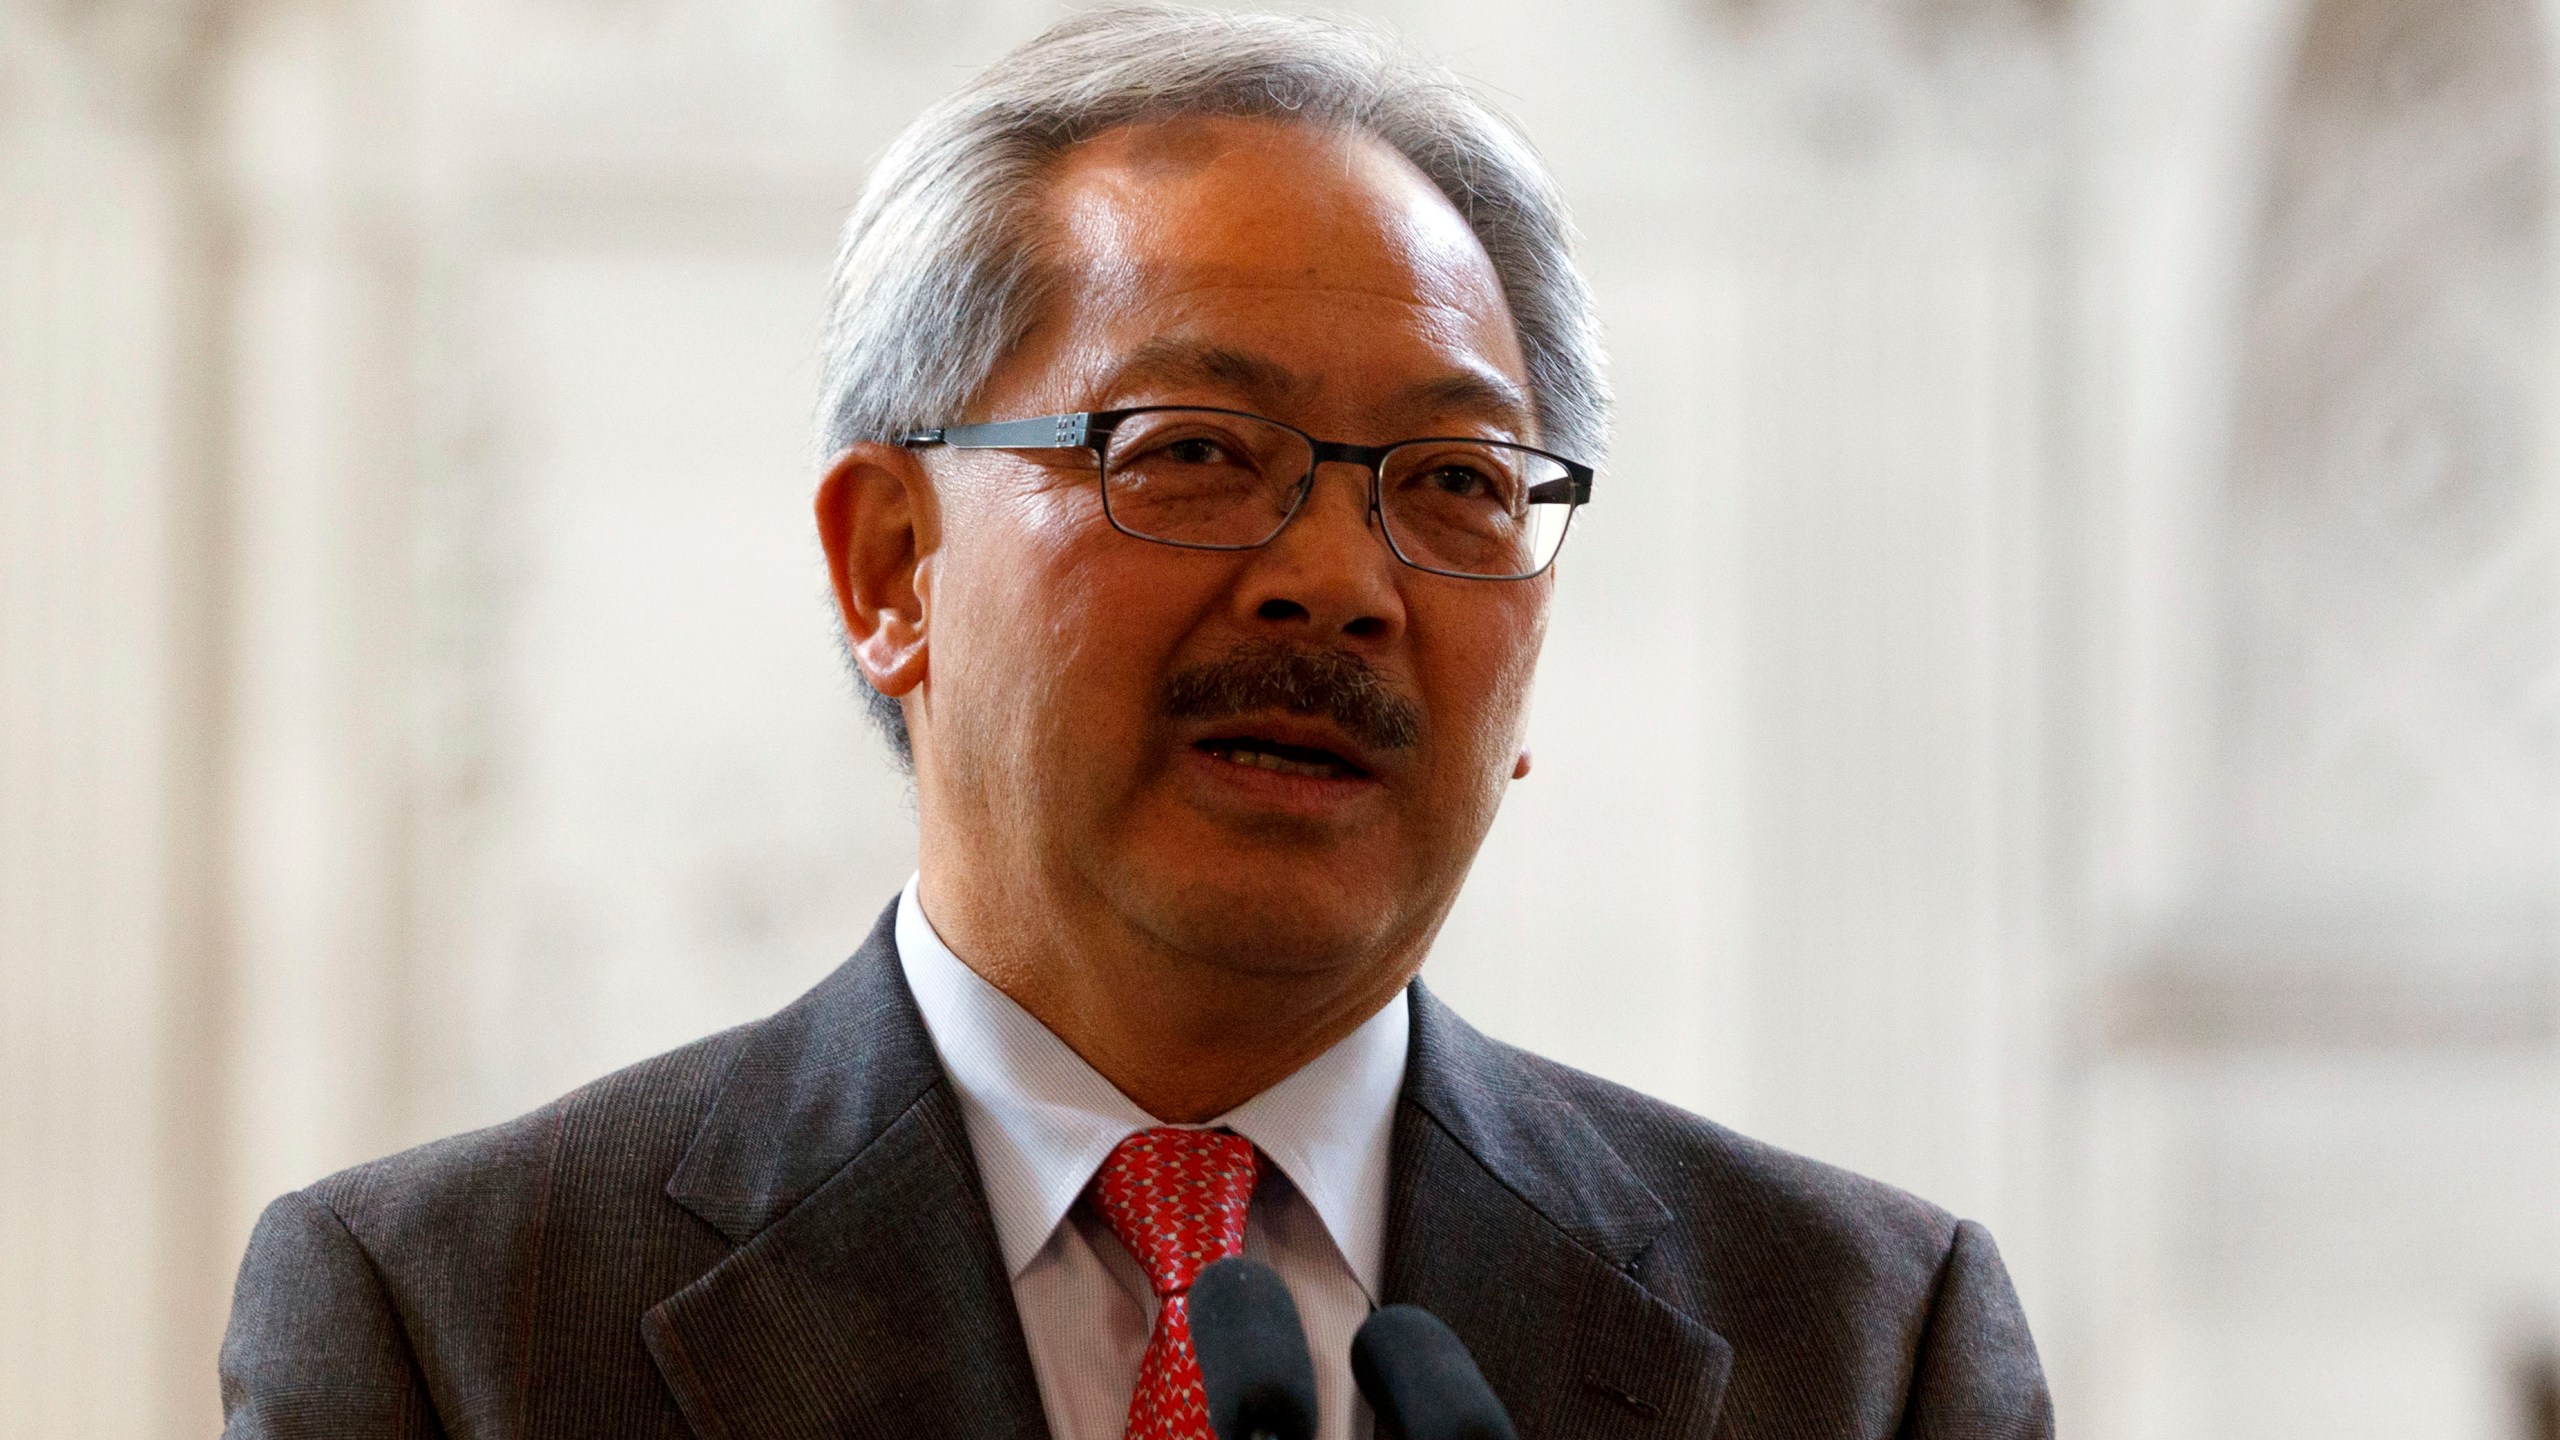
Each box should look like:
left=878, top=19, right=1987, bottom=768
left=816, top=443, right=936, bottom=699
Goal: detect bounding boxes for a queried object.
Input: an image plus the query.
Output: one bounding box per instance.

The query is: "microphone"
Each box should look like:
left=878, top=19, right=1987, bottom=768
left=1188, top=1257, right=1319, bottom=1440
left=1350, top=1305, right=1518, bottom=1440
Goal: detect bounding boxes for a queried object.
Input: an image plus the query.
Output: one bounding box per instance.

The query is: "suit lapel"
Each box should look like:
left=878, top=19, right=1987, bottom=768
left=1387, top=984, right=1733, bottom=1440
left=631, top=915, right=1729, bottom=1440
left=642, top=906, right=1049, bottom=1440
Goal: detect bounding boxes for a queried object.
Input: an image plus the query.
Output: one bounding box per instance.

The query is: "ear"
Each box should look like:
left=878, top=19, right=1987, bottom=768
left=816, top=442, right=938, bottom=704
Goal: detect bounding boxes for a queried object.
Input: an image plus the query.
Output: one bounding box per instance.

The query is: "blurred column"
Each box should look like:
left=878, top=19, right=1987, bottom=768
left=0, top=3, right=233, bottom=1436
left=2067, top=0, right=2560, bottom=1434
left=2, top=0, right=429, bottom=1430
left=1698, top=0, right=2071, bottom=1308
left=212, top=0, right=425, bottom=1253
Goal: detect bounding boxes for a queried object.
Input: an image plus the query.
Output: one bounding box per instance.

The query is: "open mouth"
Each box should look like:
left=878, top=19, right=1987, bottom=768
left=1194, top=736, right=1369, bottom=781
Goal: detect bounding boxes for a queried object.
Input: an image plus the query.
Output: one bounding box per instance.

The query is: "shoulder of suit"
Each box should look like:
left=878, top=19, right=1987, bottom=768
left=1494, top=1041, right=1965, bottom=1274
left=239, top=1014, right=777, bottom=1409
left=297, top=1014, right=763, bottom=1256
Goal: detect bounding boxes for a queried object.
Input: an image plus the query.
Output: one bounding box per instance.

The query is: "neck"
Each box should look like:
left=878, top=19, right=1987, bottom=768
left=916, top=842, right=1432, bottom=1123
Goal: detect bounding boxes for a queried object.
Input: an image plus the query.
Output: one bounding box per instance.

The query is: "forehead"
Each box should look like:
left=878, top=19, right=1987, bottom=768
left=1019, top=116, right=1531, bottom=426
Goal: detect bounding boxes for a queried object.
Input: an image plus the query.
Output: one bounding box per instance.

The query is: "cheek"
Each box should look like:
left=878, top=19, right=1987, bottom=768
left=937, top=486, right=1212, bottom=764
left=1408, top=590, right=1546, bottom=837
left=1485, top=610, right=1547, bottom=744
left=1048, top=552, right=1228, bottom=739
left=1421, top=589, right=1546, bottom=755
left=930, top=489, right=1093, bottom=766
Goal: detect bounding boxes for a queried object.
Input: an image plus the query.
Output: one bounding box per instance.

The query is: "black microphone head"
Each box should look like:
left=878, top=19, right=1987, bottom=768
left=1189, top=1257, right=1319, bottom=1440
left=1350, top=1305, right=1518, bottom=1440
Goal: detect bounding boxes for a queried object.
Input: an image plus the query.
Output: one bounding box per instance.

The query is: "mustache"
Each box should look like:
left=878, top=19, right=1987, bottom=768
left=1162, top=642, right=1424, bottom=753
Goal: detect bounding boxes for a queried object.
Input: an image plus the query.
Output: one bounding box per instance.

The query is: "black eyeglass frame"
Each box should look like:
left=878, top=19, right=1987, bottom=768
left=898, top=405, right=1595, bottom=581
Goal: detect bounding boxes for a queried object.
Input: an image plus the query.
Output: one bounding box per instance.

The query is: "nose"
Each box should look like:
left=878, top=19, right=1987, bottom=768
left=1232, top=461, right=1405, bottom=644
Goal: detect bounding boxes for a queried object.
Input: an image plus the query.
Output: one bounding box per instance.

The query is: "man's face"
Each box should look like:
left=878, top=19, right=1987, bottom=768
left=915, top=116, right=1551, bottom=976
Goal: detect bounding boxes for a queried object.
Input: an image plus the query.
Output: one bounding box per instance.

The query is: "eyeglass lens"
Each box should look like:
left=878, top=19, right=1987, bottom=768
left=1096, top=409, right=1574, bottom=579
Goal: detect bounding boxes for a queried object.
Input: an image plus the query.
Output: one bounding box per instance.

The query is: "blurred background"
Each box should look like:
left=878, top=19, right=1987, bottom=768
left=4, top=0, right=2554, bottom=1434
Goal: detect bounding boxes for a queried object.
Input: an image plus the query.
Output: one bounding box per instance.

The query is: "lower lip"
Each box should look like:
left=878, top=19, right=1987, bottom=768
left=1181, top=745, right=1383, bottom=814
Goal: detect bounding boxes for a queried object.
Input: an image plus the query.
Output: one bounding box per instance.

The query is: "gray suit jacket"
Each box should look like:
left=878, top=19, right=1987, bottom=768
left=220, top=903, right=2054, bottom=1440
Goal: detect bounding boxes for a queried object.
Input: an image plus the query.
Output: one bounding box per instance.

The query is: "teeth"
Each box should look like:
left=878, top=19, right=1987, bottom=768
left=1215, top=744, right=1348, bottom=779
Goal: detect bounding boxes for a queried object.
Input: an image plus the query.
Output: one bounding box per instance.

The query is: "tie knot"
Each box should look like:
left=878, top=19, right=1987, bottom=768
left=1091, top=1127, right=1260, bottom=1298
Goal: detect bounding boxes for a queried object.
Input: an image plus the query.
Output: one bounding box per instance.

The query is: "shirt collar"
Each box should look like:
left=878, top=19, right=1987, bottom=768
left=894, top=873, right=1408, bottom=1300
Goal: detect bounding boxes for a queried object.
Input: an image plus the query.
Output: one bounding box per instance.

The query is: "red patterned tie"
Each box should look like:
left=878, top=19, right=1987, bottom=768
left=1091, top=1127, right=1262, bottom=1440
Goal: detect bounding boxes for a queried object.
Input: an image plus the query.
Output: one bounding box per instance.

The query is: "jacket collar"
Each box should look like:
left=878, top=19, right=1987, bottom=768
left=638, top=907, right=1730, bottom=1440
left=1390, top=982, right=1734, bottom=1440
left=659, top=902, right=941, bottom=1244
left=644, top=903, right=1050, bottom=1440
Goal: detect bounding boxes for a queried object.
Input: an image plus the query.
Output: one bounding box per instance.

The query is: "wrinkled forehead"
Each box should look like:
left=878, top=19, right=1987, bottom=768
left=1024, top=116, right=1531, bottom=406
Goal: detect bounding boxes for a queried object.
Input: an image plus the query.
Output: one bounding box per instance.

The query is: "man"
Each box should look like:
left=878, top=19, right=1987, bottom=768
left=221, top=9, right=2053, bottom=1439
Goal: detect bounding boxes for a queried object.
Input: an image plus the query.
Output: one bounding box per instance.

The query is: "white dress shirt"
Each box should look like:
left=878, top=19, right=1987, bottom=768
left=895, top=875, right=1405, bottom=1440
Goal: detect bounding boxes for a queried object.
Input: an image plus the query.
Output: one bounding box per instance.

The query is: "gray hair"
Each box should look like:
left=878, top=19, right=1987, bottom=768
left=820, top=4, right=1608, bottom=766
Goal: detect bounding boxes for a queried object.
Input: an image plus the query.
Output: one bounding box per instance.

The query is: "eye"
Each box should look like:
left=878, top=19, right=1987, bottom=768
left=1164, top=435, right=1237, bottom=466
left=1422, top=460, right=1506, bottom=502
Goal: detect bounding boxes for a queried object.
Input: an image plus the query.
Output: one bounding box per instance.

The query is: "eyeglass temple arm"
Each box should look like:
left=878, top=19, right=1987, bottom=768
left=897, top=414, right=1096, bottom=450
left=1528, top=474, right=1594, bottom=506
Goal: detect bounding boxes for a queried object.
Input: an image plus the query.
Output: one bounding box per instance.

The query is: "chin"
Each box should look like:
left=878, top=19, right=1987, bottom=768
left=1118, top=864, right=1411, bottom=977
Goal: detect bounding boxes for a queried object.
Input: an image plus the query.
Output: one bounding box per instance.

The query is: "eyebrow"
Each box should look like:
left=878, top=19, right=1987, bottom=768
left=1098, top=338, right=1540, bottom=437
left=1107, top=338, right=1306, bottom=409
left=1398, top=371, right=1538, bottom=437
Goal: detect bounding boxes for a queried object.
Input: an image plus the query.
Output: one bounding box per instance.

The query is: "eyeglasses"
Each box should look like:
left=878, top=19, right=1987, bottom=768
left=898, top=406, right=1593, bottom=581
